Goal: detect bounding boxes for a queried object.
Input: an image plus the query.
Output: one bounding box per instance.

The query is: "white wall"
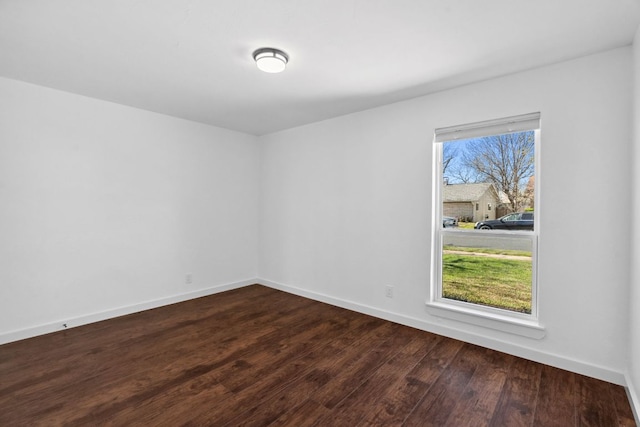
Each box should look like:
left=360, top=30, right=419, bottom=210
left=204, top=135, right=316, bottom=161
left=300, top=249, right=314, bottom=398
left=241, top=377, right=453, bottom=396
left=259, top=47, right=633, bottom=383
left=0, top=77, right=260, bottom=341
left=629, top=26, right=640, bottom=417
left=0, top=42, right=635, bottom=404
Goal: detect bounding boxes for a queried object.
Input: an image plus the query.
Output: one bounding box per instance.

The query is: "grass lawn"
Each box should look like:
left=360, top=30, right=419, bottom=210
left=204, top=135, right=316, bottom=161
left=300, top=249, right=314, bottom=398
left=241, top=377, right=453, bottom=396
left=442, top=253, right=532, bottom=313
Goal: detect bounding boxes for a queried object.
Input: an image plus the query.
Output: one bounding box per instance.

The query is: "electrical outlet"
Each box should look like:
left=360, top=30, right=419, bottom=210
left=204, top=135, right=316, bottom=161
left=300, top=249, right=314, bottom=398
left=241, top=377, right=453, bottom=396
left=185, top=273, right=193, bottom=284
left=385, top=285, right=394, bottom=298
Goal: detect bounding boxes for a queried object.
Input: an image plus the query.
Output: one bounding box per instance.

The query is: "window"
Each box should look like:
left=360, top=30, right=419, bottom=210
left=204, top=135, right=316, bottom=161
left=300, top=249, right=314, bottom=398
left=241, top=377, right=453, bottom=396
left=429, top=113, right=543, bottom=337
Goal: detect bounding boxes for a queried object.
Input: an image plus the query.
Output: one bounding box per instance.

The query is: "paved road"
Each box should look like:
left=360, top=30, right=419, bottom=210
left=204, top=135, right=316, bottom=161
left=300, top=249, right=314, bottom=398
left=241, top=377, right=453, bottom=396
left=443, top=233, right=533, bottom=252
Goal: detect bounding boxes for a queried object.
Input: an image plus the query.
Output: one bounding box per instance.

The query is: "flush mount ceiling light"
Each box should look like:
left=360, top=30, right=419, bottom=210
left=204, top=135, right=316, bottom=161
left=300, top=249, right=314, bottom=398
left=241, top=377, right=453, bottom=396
left=253, top=47, right=289, bottom=73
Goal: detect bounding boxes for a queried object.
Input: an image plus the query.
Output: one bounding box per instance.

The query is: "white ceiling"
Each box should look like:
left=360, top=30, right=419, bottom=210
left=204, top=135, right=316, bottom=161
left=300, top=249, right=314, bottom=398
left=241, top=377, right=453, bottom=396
left=1, top=0, right=639, bottom=135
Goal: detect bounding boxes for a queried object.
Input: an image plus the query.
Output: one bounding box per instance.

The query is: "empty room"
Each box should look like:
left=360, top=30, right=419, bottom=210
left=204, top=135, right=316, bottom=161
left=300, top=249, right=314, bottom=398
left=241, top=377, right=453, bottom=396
left=1, top=1, right=640, bottom=425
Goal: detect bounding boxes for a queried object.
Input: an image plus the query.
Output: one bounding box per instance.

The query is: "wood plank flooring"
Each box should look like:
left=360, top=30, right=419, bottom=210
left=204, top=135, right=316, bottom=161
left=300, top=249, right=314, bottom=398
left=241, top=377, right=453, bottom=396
left=0, top=284, right=636, bottom=426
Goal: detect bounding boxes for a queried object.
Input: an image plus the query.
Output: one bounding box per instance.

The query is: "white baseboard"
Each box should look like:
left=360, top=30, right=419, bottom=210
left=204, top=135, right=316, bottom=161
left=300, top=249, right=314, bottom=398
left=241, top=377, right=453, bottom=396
left=0, top=278, right=256, bottom=345
left=626, top=373, right=640, bottom=425
left=258, top=278, right=627, bottom=386
left=1, top=277, right=630, bottom=393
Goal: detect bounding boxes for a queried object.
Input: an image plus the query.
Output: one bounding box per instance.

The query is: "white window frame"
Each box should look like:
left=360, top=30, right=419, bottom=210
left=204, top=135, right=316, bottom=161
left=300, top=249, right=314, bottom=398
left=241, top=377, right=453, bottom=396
left=426, top=113, right=545, bottom=339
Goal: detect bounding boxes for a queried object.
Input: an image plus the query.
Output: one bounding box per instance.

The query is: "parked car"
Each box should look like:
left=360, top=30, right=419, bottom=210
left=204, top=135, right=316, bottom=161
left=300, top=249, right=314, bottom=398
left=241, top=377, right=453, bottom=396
left=474, top=212, right=534, bottom=230
left=443, top=216, right=458, bottom=228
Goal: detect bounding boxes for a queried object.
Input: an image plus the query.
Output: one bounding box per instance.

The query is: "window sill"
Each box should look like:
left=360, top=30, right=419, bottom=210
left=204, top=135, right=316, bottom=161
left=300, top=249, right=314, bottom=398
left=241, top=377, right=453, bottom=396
left=425, top=301, right=546, bottom=339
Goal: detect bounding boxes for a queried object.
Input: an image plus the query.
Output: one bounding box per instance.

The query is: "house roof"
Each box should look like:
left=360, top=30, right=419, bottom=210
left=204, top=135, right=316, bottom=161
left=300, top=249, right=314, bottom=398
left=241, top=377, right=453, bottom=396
left=443, top=183, right=497, bottom=203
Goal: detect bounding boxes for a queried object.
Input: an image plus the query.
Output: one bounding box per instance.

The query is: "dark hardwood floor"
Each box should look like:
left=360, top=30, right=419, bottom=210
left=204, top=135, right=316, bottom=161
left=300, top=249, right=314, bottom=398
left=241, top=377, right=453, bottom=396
left=0, top=285, right=636, bottom=426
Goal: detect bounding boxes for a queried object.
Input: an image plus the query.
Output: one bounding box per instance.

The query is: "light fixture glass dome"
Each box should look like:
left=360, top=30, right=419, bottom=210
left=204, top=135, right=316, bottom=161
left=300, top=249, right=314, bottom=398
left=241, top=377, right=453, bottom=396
left=253, top=48, right=288, bottom=73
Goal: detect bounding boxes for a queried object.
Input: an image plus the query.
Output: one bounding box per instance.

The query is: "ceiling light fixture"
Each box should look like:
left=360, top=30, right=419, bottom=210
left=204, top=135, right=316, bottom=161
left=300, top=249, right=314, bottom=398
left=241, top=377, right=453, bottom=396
left=253, top=47, right=288, bottom=73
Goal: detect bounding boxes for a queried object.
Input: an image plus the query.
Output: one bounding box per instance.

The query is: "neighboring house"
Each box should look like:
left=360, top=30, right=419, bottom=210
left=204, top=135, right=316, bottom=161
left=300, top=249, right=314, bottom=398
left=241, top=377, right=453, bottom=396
left=495, top=183, right=532, bottom=217
left=443, top=183, right=501, bottom=222
left=496, top=190, right=513, bottom=218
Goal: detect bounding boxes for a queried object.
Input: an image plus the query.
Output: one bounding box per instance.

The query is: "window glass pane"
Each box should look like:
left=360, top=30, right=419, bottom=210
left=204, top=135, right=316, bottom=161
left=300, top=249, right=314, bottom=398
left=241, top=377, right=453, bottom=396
left=442, top=233, right=532, bottom=314
left=442, top=131, right=535, bottom=231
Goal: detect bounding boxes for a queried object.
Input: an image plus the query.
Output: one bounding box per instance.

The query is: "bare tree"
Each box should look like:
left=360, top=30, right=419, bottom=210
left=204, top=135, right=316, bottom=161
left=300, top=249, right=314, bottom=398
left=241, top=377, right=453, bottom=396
left=442, top=143, right=456, bottom=178
left=462, top=131, right=535, bottom=212
left=443, top=143, right=481, bottom=184
left=449, top=164, right=481, bottom=184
